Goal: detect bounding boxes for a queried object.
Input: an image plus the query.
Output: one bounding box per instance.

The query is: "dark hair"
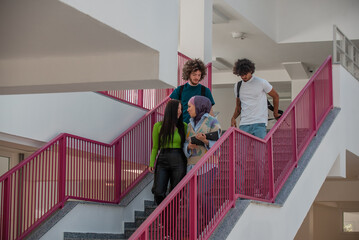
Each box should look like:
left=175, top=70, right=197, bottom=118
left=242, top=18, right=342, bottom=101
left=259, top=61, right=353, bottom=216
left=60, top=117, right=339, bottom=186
left=182, top=58, right=207, bottom=81
left=158, top=100, right=185, bottom=148
left=233, top=58, right=255, bottom=76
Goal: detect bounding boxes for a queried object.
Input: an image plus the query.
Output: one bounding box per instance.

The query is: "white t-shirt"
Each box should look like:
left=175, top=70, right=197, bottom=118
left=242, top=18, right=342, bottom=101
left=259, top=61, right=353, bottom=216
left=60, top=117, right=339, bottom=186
left=233, top=75, right=273, bottom=126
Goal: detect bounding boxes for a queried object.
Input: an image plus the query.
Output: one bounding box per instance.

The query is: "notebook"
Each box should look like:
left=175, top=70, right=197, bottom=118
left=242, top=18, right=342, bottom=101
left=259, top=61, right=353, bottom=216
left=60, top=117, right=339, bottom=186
left=190, top=131, right=220, bottom=146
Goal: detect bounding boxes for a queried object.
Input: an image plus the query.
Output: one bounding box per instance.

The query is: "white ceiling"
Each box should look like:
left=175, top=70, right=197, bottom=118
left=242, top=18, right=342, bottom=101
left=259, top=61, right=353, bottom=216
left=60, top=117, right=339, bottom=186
left=211, top=1, right=358, bottom=101
left=212, top=2, right=359, bottom=72
left=0, top=0, right=155, bottom=59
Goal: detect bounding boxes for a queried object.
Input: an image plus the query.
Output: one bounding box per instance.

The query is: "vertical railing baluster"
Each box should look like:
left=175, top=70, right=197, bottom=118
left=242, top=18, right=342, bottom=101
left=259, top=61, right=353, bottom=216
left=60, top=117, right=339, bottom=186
left=329, top=57, right=334, bottom=108
left=292, top=107, right=298, bottom=167
left=58, top=136, right=66, bottom=207
left=115, top=140, right=122, bottom=202
left=138, top=89, right=144, bottom=108
left=229, top=132, right=236, bottom=206
left=2, top=177, right=10, bottom=240
left=189, top=175, right=197, bottom=240
left=311, top=82, right=317, bottom=134
left=267, top=137, right=275, bottom=202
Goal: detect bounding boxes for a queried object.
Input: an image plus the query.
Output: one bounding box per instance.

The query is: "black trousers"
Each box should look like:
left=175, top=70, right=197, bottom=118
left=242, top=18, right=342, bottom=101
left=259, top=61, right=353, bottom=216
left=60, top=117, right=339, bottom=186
left=152, top=148, right=187, bottom=205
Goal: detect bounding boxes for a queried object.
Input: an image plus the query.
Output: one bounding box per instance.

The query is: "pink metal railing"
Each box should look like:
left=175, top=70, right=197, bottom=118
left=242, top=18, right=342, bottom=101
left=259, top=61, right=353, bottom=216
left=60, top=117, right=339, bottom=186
left=99, top=88, right=173, bottom=110
left=0, top=50, right=212, bottom=239
left=130, top=56, right=333, bottom=239
left=0, top=97, right=170, bottom=240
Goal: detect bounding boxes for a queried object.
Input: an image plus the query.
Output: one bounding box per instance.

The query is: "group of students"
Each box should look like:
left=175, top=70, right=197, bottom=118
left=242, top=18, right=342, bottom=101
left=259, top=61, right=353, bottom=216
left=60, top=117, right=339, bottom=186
left=149, top=58, right=280, bottom=206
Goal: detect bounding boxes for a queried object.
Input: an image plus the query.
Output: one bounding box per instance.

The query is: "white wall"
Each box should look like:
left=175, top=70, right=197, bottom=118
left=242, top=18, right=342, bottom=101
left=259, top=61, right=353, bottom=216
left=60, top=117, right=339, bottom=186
left=0, top=92, right=146, bottom=143
left=277, top=0, right=359, bottom=43
left=224, top=0, right=359, bottom=43
left=40, top=181, right=153, bottom=240
left=310, top=203, right=359, bottom=240
left=339, top=66, right=359, bottom=157
left=224, top=0, right=277, bottom=42
left=60, top=0, right=180, bottom=87
left=212, top=86, right=237, bottom=130
left=316, top=180, right=359, bottom=202
left=313, top=203, right=341, bottom=240
left=179, top=0, right=213, bottom=63
left=212, top=68, right=291, bottom=85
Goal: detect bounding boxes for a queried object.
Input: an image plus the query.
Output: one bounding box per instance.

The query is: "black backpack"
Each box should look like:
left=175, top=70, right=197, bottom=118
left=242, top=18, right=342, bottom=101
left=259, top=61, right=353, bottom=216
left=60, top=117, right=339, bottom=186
left=178, top=84, right=206, bottom=100
left=236, top=81, right=283, bottom=118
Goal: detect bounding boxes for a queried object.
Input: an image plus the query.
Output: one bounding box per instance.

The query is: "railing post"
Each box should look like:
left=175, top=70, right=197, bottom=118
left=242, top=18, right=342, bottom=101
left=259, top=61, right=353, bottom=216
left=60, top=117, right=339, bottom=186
left=207, top=63, right=212, bottom=91
left=267, top=137, right=275, bottom=202
left=115, top=140, right=122, bottom=203
left=138, top=89, right=144, bottom=108
left=229, top=132, right=236, bottom=206
left=151, top=111, right=157, bottom=130
left=311, top=82, right=317, bottom=133
left=329, top=57, right=334, bottom=108
left=292, top=107, right=298, bottom=167
left=189, top=175, right=197, bottom=240
left=333, top=25, right=337, bottom=63
left=2, top=177, right=10, bottom=240
left=140, top=228, right=148, bottom=240
left=58, top=136, right=66, bottom=207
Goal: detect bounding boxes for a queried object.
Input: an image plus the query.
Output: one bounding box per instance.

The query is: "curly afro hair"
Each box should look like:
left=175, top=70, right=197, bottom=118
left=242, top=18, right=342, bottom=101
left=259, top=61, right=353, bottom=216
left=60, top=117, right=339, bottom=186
left=182, top=58, right=207, bottom=81
left=233, top=58, right=255, bottom=76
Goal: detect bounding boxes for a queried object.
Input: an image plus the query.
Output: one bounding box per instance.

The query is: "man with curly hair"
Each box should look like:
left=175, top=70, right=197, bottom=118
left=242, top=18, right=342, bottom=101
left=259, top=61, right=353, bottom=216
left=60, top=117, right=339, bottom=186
left=231, top=58, right=280, bottom=139
left=170, top=58, right=215, bottom=123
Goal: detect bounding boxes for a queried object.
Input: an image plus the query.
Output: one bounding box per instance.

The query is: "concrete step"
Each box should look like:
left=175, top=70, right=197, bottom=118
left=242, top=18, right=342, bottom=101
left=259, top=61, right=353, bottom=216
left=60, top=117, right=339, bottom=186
left=64, top=232, right=126, bottom=240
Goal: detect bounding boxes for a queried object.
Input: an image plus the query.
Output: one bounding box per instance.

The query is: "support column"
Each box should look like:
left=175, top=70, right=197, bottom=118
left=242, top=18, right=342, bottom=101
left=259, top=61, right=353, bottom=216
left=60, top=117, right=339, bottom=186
left=179, top=0, right=213, bottom=64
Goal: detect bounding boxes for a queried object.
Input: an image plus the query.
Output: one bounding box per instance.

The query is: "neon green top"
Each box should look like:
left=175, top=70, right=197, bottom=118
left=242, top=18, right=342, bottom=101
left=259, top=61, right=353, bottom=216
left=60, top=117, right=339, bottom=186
left=149, top=121, right=187, bottom=167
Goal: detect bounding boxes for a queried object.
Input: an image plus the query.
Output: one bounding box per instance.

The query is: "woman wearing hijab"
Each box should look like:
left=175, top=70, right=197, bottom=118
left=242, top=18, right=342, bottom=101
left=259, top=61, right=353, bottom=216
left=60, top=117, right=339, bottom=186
left=149, top=99, right=187, bottom=206
left=184, top=95, right=221, bottom=170
left=184, top=96, right=221, bottom=234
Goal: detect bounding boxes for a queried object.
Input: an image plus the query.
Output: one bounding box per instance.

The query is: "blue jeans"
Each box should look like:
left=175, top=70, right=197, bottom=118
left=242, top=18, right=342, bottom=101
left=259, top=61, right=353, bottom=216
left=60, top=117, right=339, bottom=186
left=239, top=123, right=266, bottom=139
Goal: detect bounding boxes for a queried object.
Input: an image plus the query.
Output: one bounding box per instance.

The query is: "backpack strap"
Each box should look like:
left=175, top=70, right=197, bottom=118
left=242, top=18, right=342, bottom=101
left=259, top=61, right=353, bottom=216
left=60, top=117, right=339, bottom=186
left=236, top=81, right=242, bottom=98
left=201, top=85, right=206, bottom=96
left=267, top=100, right=284, bottom=115
left=178, top=85, right=185, bottom=101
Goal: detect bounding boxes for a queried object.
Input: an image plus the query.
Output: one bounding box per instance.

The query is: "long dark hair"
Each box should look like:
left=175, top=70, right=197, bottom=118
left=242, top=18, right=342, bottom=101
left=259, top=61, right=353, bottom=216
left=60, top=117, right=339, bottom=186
left=158, top=100, right=185, bottom=148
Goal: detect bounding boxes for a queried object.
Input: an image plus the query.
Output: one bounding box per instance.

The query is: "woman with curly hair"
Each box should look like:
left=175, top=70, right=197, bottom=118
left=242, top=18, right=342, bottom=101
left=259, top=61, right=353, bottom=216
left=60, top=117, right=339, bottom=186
left=170, top=58, right=215, bottom=123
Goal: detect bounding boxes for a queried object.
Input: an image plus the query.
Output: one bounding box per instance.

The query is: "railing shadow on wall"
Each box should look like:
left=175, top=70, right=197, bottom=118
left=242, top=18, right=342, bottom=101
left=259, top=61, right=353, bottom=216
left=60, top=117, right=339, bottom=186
left=129, top=56, right=333, bottom=240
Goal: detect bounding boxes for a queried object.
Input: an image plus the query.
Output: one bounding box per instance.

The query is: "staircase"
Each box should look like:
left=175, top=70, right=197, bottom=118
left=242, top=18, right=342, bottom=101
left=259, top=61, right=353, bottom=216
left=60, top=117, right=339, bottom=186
left=63, top=200, right=157, bottom=240
left=123, top=201, right=157, bottom=239
left=129, top=56, right=333, bottom=240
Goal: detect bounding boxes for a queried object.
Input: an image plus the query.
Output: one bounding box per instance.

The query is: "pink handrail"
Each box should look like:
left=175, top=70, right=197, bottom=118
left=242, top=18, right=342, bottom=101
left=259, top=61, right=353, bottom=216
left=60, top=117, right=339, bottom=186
left=0, top=96, right=170, bottom=240
left=130, top=56, right=333, bottom=240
